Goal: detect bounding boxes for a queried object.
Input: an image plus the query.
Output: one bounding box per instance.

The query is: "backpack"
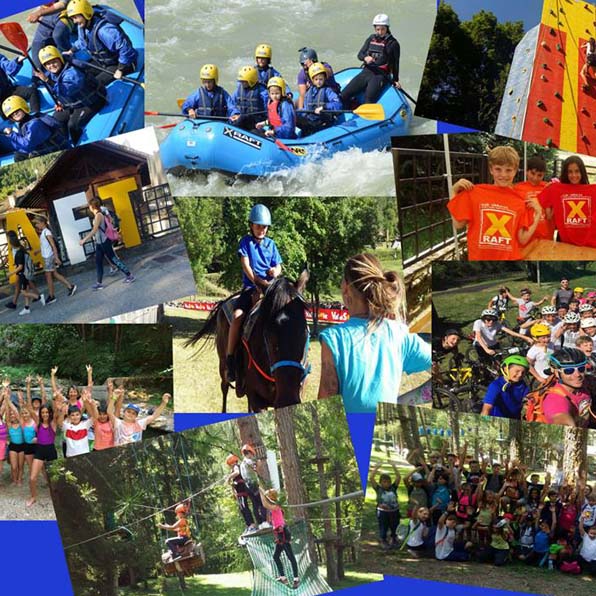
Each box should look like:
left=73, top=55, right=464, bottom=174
left=101, top=211, right=121, bottom=242
left=23, top=250, right=35, bottom=281
left=522, top=376, right=572, bottom=423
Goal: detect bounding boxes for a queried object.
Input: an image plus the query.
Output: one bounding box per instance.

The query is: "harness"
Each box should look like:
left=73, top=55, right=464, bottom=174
left=197, top=86, right=226, bottom=117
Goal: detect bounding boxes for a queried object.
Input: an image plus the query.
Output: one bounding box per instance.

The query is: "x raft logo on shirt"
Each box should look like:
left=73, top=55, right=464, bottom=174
left=562, top=196, right=591, bottom=227
left=479, top=207, right=515, bottom=251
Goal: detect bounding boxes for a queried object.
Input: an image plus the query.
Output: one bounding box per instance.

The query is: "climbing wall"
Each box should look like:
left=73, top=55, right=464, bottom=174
left=243, top=521, right=332, bottom=596
left=497, top=0, right=596, bottom=155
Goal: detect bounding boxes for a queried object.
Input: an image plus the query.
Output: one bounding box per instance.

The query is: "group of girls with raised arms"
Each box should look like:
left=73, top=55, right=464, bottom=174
left=0, top=367, right=170, bottom=507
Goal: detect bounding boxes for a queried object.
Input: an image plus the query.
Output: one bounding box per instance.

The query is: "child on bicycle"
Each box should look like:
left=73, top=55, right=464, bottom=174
left=488, top=287, right=510, bottom=321
left=526, top=323, right=555, bottom=384
left=505, top=288, right=548, bottom=331
left=553, top=312, right=581, bottom=349
left=480, top=355, right=530, bottom=419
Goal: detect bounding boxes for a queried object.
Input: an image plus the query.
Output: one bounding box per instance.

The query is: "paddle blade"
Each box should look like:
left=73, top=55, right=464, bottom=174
left=353, top=103, right=385, bottom=121
left=177, top=98, right=185, bottom=109
left=0, top=22, right=29, bottom=55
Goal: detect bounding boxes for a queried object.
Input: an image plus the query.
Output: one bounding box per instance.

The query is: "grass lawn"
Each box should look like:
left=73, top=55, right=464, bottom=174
left=433, top=269, right=596, bottom=336
left=122, top=567, right=382, bottom=595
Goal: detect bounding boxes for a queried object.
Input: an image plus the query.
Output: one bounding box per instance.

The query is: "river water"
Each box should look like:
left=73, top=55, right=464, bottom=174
left=146, top=0, right=437, bottom=196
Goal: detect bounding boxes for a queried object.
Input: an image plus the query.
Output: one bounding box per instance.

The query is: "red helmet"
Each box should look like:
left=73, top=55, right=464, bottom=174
left=226, top=453, right=239, bottom=466
left=241, top=443, right=256, bottom=455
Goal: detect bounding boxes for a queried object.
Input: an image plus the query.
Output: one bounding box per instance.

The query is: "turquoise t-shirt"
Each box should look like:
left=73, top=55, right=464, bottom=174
left=319, top=317, right=431, bottom=413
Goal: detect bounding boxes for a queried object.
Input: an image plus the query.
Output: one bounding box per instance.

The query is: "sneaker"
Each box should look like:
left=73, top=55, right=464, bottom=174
left=124, top=274, right=135, bottom=283
left=293, top=579, right=300, bottom=589
left=108, top=266, right=118, bottom=275
left=68, top=284, right=77, bottom=296
left=46, top=296, right=57, bottom=305
left=18, top=307, right=30, bottom=316
left=259, top=521, right=272, bottom=529
left=5, top=301, right=17, bottom=310
left=276, top=577, right=288, bottom=585
left=92, top=283, right=104, bottom=291
left=39, top=293, right=45, bottom=306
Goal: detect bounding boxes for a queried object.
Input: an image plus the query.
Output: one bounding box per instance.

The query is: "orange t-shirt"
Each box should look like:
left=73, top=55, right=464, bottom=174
left=513, top=181, right=554, bottom=240
left=448, top=184, right=534, bottom=260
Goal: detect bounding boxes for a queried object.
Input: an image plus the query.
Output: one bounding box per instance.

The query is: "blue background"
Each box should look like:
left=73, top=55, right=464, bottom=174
left=0, top=1, right=536, bottom=594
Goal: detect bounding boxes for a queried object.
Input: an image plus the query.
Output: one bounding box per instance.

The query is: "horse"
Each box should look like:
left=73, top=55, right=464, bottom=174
left=186, top=271, right=310, bottom=413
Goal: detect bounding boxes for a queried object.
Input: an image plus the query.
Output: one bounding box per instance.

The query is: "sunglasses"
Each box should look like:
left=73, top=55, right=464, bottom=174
left=561, top=365, right=586, bottom=375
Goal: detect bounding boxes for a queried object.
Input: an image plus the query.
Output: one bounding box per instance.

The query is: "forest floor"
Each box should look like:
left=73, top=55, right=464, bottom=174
left=0, top=461, right=55, bottom=520
left=122, top=568, right=382, bottom=595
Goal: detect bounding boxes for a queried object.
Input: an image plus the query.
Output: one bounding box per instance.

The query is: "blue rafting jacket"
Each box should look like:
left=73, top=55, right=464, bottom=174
left=0, top=54, right=22, bottom=97
left=230, top=83, right=268, bottom=117
left=268, top=99, right=296, bottom=139
left=181, top=85, right=232, bottom=117
left=48, top=64, right=106, bottom=109
left=73, top=12, right=137, bottom=68
left=299, top=85, right=342, bottom=123
left=7, top=114, right=69, bottom=155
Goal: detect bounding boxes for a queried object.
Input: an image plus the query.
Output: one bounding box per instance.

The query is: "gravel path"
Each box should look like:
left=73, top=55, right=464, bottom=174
left=0, top=463, right=55, bottom=520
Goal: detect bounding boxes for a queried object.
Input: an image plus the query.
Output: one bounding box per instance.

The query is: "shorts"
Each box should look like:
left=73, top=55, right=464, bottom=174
left=588, top=53, right=596, bottom=67
left=34, top=443, right=58, bottom=462
left=235, top=287, right=257, bottom=313
left=8, top=443, right=25, bottom=453
left=43, top=255, right=56, bottom=272
left=24, top=443, right=36, bottom=456
left=17, top=274, right=29, bottom=291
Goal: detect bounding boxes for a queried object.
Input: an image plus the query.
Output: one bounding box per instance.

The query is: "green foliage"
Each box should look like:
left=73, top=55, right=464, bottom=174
left=0, top=153, right=58, bottom=201
left=417, top=2, right=524, bottom=130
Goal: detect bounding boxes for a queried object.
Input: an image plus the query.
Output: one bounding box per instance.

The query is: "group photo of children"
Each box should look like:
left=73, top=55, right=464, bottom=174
left=432, top=261, right=596, bottom=428
left=361, top=405, right=596, bottom=595
left=49, top=397, right=375, bottom=595
left=0, top=322, right=173, bottom=518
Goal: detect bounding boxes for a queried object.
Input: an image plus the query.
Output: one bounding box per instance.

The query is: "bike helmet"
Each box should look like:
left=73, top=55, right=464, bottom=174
left=579, top=303, right=593, bottom=312
left=237, top=65, right=259, bottom=87
left=541, top=305, right=557, bottom=315
left=299, top=47, right=318, bottom=65
left=502, top=355, right=529, bottom=368
left=530, top=323, right=551, bottom=338
left=581, top=317, right=596, bottom=329
left=481, top=308, right=498, bottom=319
left=248, top=204, right=271, bottom=226
left=199, top=64, right=219, bottom=84
left=67, top=0, right=94, bottom=20
left=38, top=45, right=64, bottom=66
left=255, top=44, right=272, bottom=59
left=574, top=287, right=585, bottom=293
left=267, top=76, right=286, bottom=96
left=564, top=312, right=580, bottom=324
left=372, top=13, right=390, bottom=27
left=2, top=95, right=29, bottom=118
left=308, top=62, right=328, bottom=80
left=549, top=348, right=587, bottom=369
left=226, top=453, right=239, bottom=466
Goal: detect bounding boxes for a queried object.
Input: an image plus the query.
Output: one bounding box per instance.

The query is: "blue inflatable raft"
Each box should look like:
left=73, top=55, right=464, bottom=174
left=0, top=5, right=144, bottom=168
left=159, top=68, right=412, bottom=177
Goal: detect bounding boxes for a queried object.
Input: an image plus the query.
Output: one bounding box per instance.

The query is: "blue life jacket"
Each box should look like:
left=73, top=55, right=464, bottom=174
left=196, top=86, right=226, bottom=117
left=303, top=85, right=342, bottom=114
left=50, top=64, right=106, bottom=110
left=81, top=10, right=136, bottom=68
left=234, top=83, right=267, bottom=115
left=11, top=114, right=69, bottom=156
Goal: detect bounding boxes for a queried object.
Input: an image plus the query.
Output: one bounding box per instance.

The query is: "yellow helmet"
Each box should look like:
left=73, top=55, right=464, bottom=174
left=530, top=323, right=551, bottom=338
left=2, top=95, right=30, bottom=118
left=267, top=76, right=286, bottom=96
left=67, top=0, right=94, bottom=20
left=574, top=287, right=585, bottom=293
left=308, top=62, right=328, bottom=80
left=237, top=65, right=258, bottom=87
left=255, top=44, right=272, bottom=59
left=38, top=45, right=64, bottom=67
left=199, top=64, right=218, bottom=84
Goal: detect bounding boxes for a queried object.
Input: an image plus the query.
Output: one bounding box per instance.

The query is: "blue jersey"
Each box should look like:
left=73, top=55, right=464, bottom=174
left=238, top=235, right=282, bottom=289
left=320, top=319, right=431, bottom=413
left=483, top=377, right=529, bottom=419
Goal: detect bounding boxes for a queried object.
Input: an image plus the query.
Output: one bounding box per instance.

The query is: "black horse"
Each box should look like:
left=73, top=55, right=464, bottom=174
left=187, top=271, right=310, bottom=412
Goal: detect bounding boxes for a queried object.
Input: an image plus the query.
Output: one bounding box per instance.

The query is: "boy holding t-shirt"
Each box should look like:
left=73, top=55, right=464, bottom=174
left=448, top=146, right=542, bottom=260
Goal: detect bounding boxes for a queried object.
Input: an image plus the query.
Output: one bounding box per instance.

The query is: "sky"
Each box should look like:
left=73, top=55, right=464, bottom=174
left=444, top=0, right=548, bottom=32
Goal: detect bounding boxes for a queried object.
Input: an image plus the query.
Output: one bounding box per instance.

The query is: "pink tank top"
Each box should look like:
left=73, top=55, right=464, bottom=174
left=0, top=420, right=7, bottom=443
left=93, top=420, right=114, bottom=450
left=271, top=507, right=285, bottom=529
left=37, top=424, right=56, bottom=446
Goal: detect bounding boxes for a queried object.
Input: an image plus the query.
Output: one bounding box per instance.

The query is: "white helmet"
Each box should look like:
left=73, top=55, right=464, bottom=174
left=372, top=13, right=390, bottom=27
left=581, top=317, right=596, bottom=328
left=579, top=303, right=593, bottom=313
left=541, top=305, right=557, bottom=315
left=564, top=312, right=581, bottom=324
left=481, top=308, right=498, bottom=319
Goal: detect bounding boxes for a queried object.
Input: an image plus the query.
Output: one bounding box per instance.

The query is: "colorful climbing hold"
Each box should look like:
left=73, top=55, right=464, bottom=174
left=543, top=117, right=551, bottom=124
left=554, top=91, right=562, bottom=99
left=540, top=75, right=548, bottom=81
left=536, top=100, right=545, bottom=107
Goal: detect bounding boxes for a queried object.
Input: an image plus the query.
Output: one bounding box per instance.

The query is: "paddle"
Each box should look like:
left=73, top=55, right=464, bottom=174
left=398, top=86, right=417, bottom=105
left=144, top=110, right=266, bottom=121
left=300, top=103, right=385, bottom=121
left=0, top=22, right=60, bottom=106
left=70, top=58, right=145, bottom=89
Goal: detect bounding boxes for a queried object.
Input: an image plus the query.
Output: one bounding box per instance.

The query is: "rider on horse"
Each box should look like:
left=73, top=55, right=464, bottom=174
left=226, top=204, right=283, bottom=382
